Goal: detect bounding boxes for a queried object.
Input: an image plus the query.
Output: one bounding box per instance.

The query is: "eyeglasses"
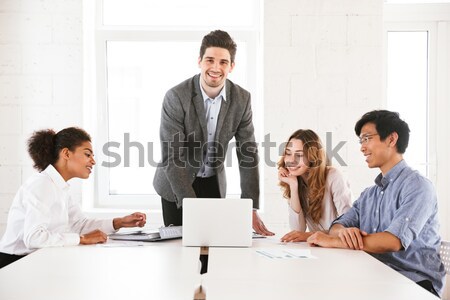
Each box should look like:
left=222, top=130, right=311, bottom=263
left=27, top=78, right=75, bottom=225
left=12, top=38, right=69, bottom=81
left=358, top=134, right=379, bottom=145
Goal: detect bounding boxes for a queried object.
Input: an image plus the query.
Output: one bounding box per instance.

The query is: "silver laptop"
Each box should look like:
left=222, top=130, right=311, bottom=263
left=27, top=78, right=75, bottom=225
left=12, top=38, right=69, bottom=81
left=182, top=198, right=253, bottom=247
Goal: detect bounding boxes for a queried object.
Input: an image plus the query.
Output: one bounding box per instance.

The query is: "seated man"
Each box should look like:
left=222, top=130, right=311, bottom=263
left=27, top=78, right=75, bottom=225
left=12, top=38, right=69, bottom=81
left=307, top=110, right=445, bottom=297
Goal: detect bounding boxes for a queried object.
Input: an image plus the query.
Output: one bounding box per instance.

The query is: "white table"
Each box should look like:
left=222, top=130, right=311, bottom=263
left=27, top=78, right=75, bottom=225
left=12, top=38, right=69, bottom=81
left=0, top=240, right=201, bottom=300
left=202, top=237, right=440, bottom=300
left=0, top=237, right=440, bottom=300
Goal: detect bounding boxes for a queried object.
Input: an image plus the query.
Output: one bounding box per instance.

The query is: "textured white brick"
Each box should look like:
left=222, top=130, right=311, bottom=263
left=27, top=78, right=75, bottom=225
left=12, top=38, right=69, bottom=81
left=0, top=135, right=27, bottom=165
left=346, top=165, right=380, bottom=197
left=348, top=16, right=383, bottom=46
left=265, top=0, right=320, bottom=16
left=0, top=0, right=21, bottom=12
left=0, top=45, right=22, bottom=74
left=0, top=194, right=15, bottom=216
left=289, top=73, right=316, bottom=107
left=22, top=105, right=82, bottom=134
left=0, top=166, right=21, bottom=194
left=17, top=0, right=53, bottom=13
left=318, top=0, right=383, bottom=16
left=52, top=14, right=81, bottom=44
left=22, top=45, right=82, bottom=75
left=315, top=75, right=347, bottom=106
left=53, top=75, right=82, bottom=105
left=0, top=13, right=52, bottom=43
left=0, top=194, right=15, bottom=237
left=264, top=75, right=291, bottom=108
left=20, top=0, right=80, bottom=14
left=266, top=0, right=382, bottom=17
left=22, top=165, right=37, bottom=182
left=316, top=45, right=350, bottom=76
left=292, top=16, right=347, bottom=46
left=0, top=105, right=21, bottom=134
left=265, top=45, right=315, bottom=76
left=51, top=0, right=82, bottom=14
left=317, top=107, right=356, bottom=141
left=264, top=15, right=291, bottom=47
left=0, top=75, right=52, bottom=105
left=347, top=46, right=382, bottom=79
left=290, top=74, right=347, bottom=108
left=347, top=74, right=383, bottom=107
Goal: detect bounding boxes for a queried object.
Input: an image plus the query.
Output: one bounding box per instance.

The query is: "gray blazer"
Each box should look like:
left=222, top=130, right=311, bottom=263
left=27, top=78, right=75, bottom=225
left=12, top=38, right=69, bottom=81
left=153, top=74, right=260, bottom=209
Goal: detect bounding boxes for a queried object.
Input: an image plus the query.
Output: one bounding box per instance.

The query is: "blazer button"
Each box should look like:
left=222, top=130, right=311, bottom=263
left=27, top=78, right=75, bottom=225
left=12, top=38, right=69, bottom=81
left=192, top=173, right=196, bottom=178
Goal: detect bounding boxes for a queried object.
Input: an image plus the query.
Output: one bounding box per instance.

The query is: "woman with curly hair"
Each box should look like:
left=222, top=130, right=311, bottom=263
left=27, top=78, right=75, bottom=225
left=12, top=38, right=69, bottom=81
left=278, top=129, right=352, bottom=242
left=0, top=127, right=147, bottom=268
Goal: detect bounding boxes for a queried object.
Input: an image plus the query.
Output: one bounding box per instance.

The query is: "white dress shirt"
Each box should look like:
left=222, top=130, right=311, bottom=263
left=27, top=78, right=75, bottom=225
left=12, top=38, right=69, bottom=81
left=0, top=165, right=115, bottom=255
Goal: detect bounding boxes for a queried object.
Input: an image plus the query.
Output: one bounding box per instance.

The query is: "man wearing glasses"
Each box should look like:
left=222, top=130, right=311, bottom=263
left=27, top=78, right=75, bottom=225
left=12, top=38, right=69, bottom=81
left=307, top=110, right=444, bottom=297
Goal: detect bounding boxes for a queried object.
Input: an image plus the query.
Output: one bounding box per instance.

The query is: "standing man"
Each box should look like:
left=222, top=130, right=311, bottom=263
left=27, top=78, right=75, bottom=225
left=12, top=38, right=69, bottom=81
left=307, top=110, right=445, bottom=297
left=153, top=30, right=273, bottom=236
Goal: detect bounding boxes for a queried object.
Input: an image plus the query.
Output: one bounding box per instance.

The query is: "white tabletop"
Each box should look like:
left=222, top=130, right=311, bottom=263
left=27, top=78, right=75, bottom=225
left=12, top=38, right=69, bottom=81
left=202, top=236, right=440, bottom=300
left=0, top=236, right=440, bottom=300
left=0, top=240, right=201, bottom=300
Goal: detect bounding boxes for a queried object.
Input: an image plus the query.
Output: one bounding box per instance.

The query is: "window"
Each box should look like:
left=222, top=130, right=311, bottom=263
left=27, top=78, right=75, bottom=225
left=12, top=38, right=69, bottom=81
left=84, top=0, right=262, bottom=209
left=386, top=31, right=428, bottom=175
left=384, top=3, right=450, bottom=185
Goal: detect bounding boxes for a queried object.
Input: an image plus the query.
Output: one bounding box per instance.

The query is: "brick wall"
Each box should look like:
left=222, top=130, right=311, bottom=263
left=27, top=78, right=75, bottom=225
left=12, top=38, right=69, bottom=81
left=0, top=0, right=83, bottom=234
left=262, top=0, right=383, bottom=229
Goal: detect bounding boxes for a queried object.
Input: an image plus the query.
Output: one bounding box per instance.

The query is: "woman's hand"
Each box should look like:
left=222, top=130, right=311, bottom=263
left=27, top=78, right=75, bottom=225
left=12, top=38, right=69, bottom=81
left=113, top=212, right=147, bottom=230
left=280, top=230, right=312, bottom=242
left=278, top=167, right=298, bottom=187
left=79, top=229, right=108, bottom=245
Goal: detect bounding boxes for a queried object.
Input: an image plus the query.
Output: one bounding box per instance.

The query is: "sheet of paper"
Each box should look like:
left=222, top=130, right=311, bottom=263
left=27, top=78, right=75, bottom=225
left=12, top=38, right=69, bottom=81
left=255, top=248, right=316, bottom=259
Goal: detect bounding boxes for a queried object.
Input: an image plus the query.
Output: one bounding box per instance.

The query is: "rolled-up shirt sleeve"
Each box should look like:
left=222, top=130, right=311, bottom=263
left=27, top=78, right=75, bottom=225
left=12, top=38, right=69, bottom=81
left=331, top=197, right=361, bottom=229
left=68, top=197, right=116, bottom=235
left=384, top=177, right=436, bottom=250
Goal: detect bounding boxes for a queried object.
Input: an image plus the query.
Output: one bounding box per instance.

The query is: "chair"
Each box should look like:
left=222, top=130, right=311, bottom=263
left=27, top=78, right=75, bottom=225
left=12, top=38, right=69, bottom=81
left=440, top=241, right=450, bottom=299
left=442, top=241, right=450, bottom=274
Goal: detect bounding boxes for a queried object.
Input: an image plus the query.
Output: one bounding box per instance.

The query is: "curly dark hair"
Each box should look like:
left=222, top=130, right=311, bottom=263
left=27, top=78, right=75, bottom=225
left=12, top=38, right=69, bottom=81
left=27, top=127, right=91, bottom=172
left=199, top=30, right=237, bottom=63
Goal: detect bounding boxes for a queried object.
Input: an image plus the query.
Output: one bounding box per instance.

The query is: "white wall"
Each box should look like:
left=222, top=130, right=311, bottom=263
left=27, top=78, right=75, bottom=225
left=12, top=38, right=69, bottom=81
left=263, top=0, right=383, bottom=231
left=0, top=0, right=83, bottom=234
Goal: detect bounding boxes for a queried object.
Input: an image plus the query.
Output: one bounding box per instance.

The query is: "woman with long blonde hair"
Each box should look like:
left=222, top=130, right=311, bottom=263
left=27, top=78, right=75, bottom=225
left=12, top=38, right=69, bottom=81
left=278, top=129, right=352, bottom=242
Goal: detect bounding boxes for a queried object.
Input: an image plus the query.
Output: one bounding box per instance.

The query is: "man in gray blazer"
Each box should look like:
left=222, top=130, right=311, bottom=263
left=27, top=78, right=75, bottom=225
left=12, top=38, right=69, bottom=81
left=153, top=30, right=273, bottom=235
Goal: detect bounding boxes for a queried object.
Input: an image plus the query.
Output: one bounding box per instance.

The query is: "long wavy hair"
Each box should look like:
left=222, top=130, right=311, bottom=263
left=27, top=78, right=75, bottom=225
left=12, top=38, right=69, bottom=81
left=278, top=129, right=330, bottom=224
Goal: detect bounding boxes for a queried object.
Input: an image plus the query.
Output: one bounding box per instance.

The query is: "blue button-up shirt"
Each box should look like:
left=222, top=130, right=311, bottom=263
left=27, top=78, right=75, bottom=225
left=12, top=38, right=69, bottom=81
left=197, top=79, right=226, bottom=178
left=332, top=160, right=445, bottom=296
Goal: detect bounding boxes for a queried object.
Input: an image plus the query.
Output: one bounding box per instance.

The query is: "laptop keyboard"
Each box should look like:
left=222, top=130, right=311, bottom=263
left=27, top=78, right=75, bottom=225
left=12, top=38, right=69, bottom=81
left=159, top=226, right=182, bottom=239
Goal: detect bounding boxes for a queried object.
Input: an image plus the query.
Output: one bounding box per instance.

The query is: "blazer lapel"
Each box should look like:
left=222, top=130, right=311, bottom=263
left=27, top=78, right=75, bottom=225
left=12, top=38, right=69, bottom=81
left=214, top=82, right=231, bottom=141
left=192, top=77, right=207, bottom=141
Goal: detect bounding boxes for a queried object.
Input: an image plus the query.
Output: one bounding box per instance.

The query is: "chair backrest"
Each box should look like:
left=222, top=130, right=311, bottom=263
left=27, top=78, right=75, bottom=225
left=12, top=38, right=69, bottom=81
left=440, top=240, right=450, bottom=274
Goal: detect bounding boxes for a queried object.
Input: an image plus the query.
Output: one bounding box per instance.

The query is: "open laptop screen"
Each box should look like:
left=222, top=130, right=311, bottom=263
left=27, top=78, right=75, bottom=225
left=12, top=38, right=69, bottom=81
left=182, top=198, right=252, bottom=247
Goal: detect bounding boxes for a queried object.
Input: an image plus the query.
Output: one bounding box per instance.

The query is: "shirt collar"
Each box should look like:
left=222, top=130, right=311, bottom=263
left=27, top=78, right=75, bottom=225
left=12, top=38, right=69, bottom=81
left=43, top=164, right=70, bottom=191
left=199, top=77, right=227, bottom=102
left=374, top=159, right=407, bottom=189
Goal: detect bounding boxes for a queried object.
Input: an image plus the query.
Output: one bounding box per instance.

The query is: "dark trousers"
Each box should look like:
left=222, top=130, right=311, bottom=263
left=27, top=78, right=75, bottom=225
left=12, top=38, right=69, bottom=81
left=161, top=175, right=220, bottom=275
left=416, top=280, right=439, bottom=297
left=0, top=252, right=26, bottom=269
left=161, top=175, right=221, bottom=227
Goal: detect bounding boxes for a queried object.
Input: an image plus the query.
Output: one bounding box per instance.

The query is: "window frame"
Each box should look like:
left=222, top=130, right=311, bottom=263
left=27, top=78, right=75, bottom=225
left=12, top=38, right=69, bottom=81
left=83, top=0, right=264, bottom=210
left=384, top=3, right=450, bottom=184
left=383, top=2, right=450, bottom=238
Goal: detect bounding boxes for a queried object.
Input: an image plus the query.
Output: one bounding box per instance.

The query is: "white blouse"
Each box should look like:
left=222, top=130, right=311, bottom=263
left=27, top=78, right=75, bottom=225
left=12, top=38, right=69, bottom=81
left=0, top=165, right=115, bottom=255
left=288, top=167, right=352, bottom=232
